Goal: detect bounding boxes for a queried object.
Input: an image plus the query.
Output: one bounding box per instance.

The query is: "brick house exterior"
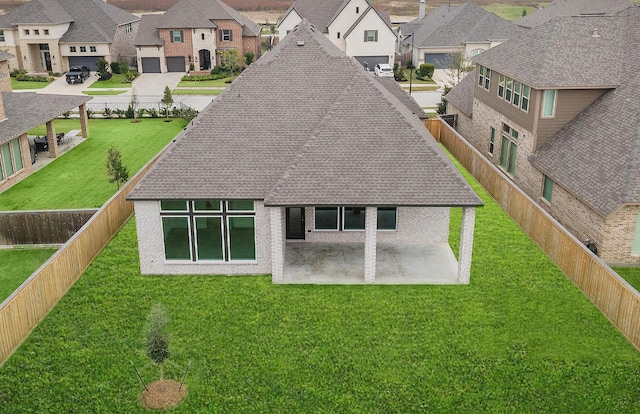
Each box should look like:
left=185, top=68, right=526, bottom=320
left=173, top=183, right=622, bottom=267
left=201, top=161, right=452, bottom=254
left=134, top=0, right=261, bottom=73
left=445, top=5, right=640, bottom=265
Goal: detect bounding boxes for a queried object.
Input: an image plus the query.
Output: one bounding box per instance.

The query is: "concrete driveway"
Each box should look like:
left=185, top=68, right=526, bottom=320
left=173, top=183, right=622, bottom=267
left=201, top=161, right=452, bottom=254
left=128, top=72, right=184, bottom=96
left=37, top=72, right=98, bottom=95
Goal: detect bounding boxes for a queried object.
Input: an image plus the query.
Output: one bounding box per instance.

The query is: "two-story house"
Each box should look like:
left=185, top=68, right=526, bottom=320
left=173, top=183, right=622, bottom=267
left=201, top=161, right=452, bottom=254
left=134, top=0, right=262, bottom=73
left=445, top=5, right=640, bottom=264
left=277, top=0, right=396, bottom=69
left=0, top=0, right=139, bottom=73
left=399, top=1, right=524, bottom=69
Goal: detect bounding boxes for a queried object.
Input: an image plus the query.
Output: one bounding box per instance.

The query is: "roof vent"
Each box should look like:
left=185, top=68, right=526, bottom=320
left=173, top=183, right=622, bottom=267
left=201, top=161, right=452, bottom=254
left=297, top=40, right=305, bottom=46
left=592, top=28, right=600, bottom=38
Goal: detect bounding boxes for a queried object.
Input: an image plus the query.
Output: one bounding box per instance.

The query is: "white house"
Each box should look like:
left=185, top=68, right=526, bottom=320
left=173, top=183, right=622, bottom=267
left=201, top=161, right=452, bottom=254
left=277, top=0, right=397, bottom=68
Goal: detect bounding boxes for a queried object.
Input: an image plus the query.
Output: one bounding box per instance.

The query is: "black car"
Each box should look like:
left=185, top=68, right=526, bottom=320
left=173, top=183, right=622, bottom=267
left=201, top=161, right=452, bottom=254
left=66, top=66, right=91, bottom=84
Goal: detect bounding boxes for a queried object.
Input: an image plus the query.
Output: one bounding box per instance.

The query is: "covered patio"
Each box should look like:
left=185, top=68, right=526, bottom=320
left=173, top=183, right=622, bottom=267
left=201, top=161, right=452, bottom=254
left=282, top=242, right=460, bottom=284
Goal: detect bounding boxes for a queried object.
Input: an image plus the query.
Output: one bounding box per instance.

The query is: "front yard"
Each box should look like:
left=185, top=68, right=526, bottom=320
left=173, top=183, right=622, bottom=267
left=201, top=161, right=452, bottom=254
left=0, top=118, right=186, bottom=210
left=0, top=161, right=638, bottom=412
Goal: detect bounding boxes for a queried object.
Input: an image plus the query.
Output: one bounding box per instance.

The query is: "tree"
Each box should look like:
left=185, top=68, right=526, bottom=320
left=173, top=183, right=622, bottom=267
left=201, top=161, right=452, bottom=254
left=106, top=147, right=129, bottom=189
left=220, top=49, right=243, bottom=76
left=244, top=52, right=254, bottom=67
left=522, top=9, right=527, bottom=17
left=444, top=50, right=473, bottom=86
left=145, top=304, right=170, bottom=381
left=161, top=86, right=173, bottom=119
left=128, top=87, right=139, bottom=121
left=436, top=85, right=452, bottom=115
left=95, top=57, right=111, bottom=81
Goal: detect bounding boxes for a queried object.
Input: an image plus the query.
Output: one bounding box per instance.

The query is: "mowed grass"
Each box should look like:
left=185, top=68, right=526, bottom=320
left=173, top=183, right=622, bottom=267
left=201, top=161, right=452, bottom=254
left=615, top=267, right=640, bottom=292
left=0, top=118, right=186, bottom=210
left=177, top=77, right=236, bottom=87
left=483, top=4, right=538, bottom=21
left=82, top=90, right=126, bottom=96
left=0, top=248, right=57, bottom=302
left=172, top=88, right=223, bottom=95
left=88, top=73, right=131, bottom=89
left=0, top=159, right=638, bottom=412
left=10, top=78, right=50, bottom=90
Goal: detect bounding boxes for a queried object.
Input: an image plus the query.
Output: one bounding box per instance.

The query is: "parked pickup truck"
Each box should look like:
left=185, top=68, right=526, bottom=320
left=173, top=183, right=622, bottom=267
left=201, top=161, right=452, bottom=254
left=66, top=66, right=91, bottom=84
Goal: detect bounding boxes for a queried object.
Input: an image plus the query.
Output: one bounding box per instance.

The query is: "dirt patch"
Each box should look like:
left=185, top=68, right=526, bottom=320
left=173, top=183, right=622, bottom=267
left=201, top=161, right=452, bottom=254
left=139, top=379, right=187, bottom=410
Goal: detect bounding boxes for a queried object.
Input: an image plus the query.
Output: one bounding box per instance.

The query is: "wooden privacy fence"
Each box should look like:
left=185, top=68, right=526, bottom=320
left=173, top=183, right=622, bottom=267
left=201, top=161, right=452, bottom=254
left=0, top=151, right=162, bottom=366
left=0, top=209, right=96, bottom=245
left=425, top=118, right=640, bottom=350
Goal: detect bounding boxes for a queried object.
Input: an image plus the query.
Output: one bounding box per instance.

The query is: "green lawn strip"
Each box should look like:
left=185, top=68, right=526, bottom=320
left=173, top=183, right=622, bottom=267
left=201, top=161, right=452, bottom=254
left=172, top=89, right=223, bottom=96
left=482, top=4, right=537, bottom=21
left=0, top=118, right=186, bottom=210
left=10, top=78, right=50, bottom=90
left=177, top=77, right=235, bottom=87
left=88, top=74, right=131, bottom=89
left=614, top=267, right=640, bottom=292
left=399, top=85, right=441, bottom=92
left=400, top=69, right=437, bottom=85
left=0, top=154, right=638, bottom=411
left=0, top=248, right=57, bottom=302
left=82, top=90, right=127, bottom=96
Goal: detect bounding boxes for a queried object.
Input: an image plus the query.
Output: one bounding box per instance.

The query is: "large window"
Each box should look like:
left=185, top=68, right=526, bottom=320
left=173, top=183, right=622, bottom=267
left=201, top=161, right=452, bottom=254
left=364, top=30, right=378, bottom=42
left=171, top=30, right=184, bottom=43
left=498, top=73, right=530, bottom=112
left=478, top=65, right=490, bottom=91
left=542, top=175, right=553, bottom=202
left=314, top=207, right=397, bottom=231
left=499, top=124, right=518, bottom=175
left=160, top=200, right=255, bottom=262
left=220, top=29, right=233, bottom=42
left=0, top=139, right=24, bottom=181
left=542, top=89, right=556, bottom=117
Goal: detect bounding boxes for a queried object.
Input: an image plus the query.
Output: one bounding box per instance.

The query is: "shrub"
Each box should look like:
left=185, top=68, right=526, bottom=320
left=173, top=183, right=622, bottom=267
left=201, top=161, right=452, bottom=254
left=244, top=52, right=254, bottom=66
left=416, top=63, right=435, bottom=80
left=114, top=108, right=126, bottom=118
left=148, top=108, right=159, bottom=118
left=436, top=85, right=451, bottom=115
left=180, top=107, right=198, bottom=123
left=393, top=63, right=407, bottom=82
left=96, top=58, right=111, bottom=80
left=86, top=109, right=94, bottom=119
left=211, top=65, right=226, bottom=75
left=103, top=107, right=113, bottom=119
left=10, top=69, right=26, bottom=78
left=136, top=108, right=147, bottom=119
left=15, top=73, right=50, bottom=82
left=62, top=111, right=71, bottom=119
left=124, top=105, right=135, bottom=119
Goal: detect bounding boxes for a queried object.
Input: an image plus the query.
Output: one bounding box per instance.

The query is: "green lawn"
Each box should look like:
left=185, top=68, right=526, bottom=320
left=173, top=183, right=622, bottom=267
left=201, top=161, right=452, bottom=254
left=177, top=77, right=235, bottom=87
left=172, top=88, right=223, bottom=95
left=614, top=267, right=640, bottom=292
left=0, top=248, right=57, bottom=303
left=0, top=118, right=186, bottom=210
left=400, top=69, right=437, bottom=85
left=401, top=85, right=441, bottom=92
left=82, top=90, right=126, bottom=96
left=10, top=78, right=50, bottom=90
left=88, top=74, right=131, bottom=89
left=482, top=4, right=537, bottom=21
left=0, top=158, right=638, bottom=412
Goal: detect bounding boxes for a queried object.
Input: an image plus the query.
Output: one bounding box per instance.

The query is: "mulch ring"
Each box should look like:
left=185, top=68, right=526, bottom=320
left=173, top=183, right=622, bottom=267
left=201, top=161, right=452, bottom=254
left=139, top=379, right=187, bottom=410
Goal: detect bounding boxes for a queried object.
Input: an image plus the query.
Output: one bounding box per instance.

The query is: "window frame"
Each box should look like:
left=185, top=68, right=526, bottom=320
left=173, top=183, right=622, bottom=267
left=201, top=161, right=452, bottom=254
left=0, top=30, right=4, bottom=42
left=542, top=89, right=557, bottom=118
left=220, top=29, right=233, bottom=42
left=69, top=46, right=76, bottom=53
left=79, top=46, right=86, bottom=53
left=632, top=211, right=640, bottom=255
left=488, top=126, right=496, bottom=155
left=24, top=29, right=30, bottom=36
left=90, top=45, right=97, bottom=53
left=314, top=207, right=397, bottom=231
left=478, top=66, right=490, bottom=90
left=1, top=140, right=23, bottom=181
left=499, top=124, right=518, bottom=176
left=364, top=30, right=378, bottom=42
left=542, top=175, right=553, bottom=202
left=125, top=23, right=132, bottom=34
left=498, top=74, right=505, bottom=98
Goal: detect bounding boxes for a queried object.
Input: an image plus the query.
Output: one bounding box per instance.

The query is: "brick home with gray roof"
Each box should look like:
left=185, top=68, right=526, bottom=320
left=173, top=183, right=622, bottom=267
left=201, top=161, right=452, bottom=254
left=446, top=4, right=640, bottom=264
left=127, top=20, right=482, bottom=284
left=399, top=1, right=524, bottom=69
left=0, top=0, right=139, bottom=73
left=134, top=0, right=261, bottom=73
left=0, top=51, right=91, bottom=193
left=277, top=0, right=396, bottom=69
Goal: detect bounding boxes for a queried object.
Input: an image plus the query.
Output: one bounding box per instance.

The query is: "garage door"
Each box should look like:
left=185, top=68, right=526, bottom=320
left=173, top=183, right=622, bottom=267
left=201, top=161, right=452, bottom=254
left=354, top=55, right=388, bottom=71
left=166, top=56, right=185, bottom=72
left=424, top=53, right=451, bottom=69
left=141, top=57, right=161, bottom=73
left=68, top=56, right=103, bottom=71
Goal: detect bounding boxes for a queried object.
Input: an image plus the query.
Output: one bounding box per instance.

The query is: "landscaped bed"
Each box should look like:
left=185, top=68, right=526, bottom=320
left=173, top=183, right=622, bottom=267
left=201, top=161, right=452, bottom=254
left=0, top=118, right=187, bottom=210
left=0, top=162, right=638, bottom=412
left=0, top=248, right=57, bottom=302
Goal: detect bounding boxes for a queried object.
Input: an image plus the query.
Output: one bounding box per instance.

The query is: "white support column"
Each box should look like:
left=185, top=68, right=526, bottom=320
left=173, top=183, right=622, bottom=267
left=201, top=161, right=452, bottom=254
left=364, top=207, right=377, bottom=283
left=457, top=207, right=476, bottom=284
left=270, top=207, right=284, bottom=283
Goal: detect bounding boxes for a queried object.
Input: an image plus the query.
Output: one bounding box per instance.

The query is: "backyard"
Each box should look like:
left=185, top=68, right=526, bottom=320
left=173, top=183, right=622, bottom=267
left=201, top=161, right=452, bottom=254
left=0, top=118, right=187, bottom=210
left=0, top=248, right=57, bottom=302
left=0, top=161, right=638, bottom=412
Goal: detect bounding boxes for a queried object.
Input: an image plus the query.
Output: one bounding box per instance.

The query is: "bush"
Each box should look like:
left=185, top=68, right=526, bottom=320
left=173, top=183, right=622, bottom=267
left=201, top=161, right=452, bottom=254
left=10, top=69, right=26, bottom=78
left=124, top=105, right=135, bottom=119
left=136, top=108, right=147, bottom=119
left=244, top=52, right=254, bottom=66
left=15, top=73, right=50, bottom=82
left=436, top=85, right=451, bottom=115
left=393, top=63, right=407, bottom=82
left=103, top=107, right=113, bottom=119
left=416, top=63, right=435, bottom=80
left=148, top=108, right=159, bottom=118
left=96, top=57, right=111, bottom=80
left=110, top=60, right=129, bottom=74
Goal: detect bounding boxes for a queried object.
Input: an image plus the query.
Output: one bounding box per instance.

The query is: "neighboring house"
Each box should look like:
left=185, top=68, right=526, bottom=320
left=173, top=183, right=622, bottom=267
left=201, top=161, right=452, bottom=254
left=515, top=0, right=631, bottom=28
left=399, top=1, right=524, bottom=69
left=445, top=5, right=640, bottom=264
left=127, top=20, right=482, bottom=284
left=0, top=51, right=90, bottom=193
left=134, top=0, right=262, bottom=73
left=277, top=0, right=396, bottom=69
left=0, top=0, right=139, bottom=73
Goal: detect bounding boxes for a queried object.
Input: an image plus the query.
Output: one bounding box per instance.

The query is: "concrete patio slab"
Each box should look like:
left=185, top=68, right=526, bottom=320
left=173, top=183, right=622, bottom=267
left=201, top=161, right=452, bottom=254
left=281, top=242, right=460, bottom=284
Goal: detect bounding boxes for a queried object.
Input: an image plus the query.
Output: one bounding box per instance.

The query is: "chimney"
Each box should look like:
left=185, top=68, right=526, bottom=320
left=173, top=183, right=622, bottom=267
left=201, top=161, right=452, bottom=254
left=419, top=0, right=426, bottom=20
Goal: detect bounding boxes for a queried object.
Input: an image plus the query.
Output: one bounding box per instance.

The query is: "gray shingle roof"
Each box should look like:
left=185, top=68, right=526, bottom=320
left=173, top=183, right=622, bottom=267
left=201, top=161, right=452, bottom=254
left=0, top=51, right=14, bottom=61
left=156, top=0, right=260, bottom=36
left=529, top=5, right=640, bottom=216
left=473, top=14, right=626, bottom=89
left=134, top=14, right=164, bottom=47
left=515, top=0, right=631, bottom=28
left=444, top=72, right=474, bottom=117
left=0, top=0, right=138, bottom=43
left=400, top=2, right=524, bottom=48
left=280, top=0, right=348, bottom=33
left=128, top=20, right=481, bottom=208
left=0, top=92, right=91, bottom=145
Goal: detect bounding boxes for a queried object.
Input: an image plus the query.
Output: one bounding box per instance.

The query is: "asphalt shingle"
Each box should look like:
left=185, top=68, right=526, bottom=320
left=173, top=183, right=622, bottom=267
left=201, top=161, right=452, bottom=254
left=128, top=20, right=481, bottom=208
left=515, top=0, right=631, bottom=28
